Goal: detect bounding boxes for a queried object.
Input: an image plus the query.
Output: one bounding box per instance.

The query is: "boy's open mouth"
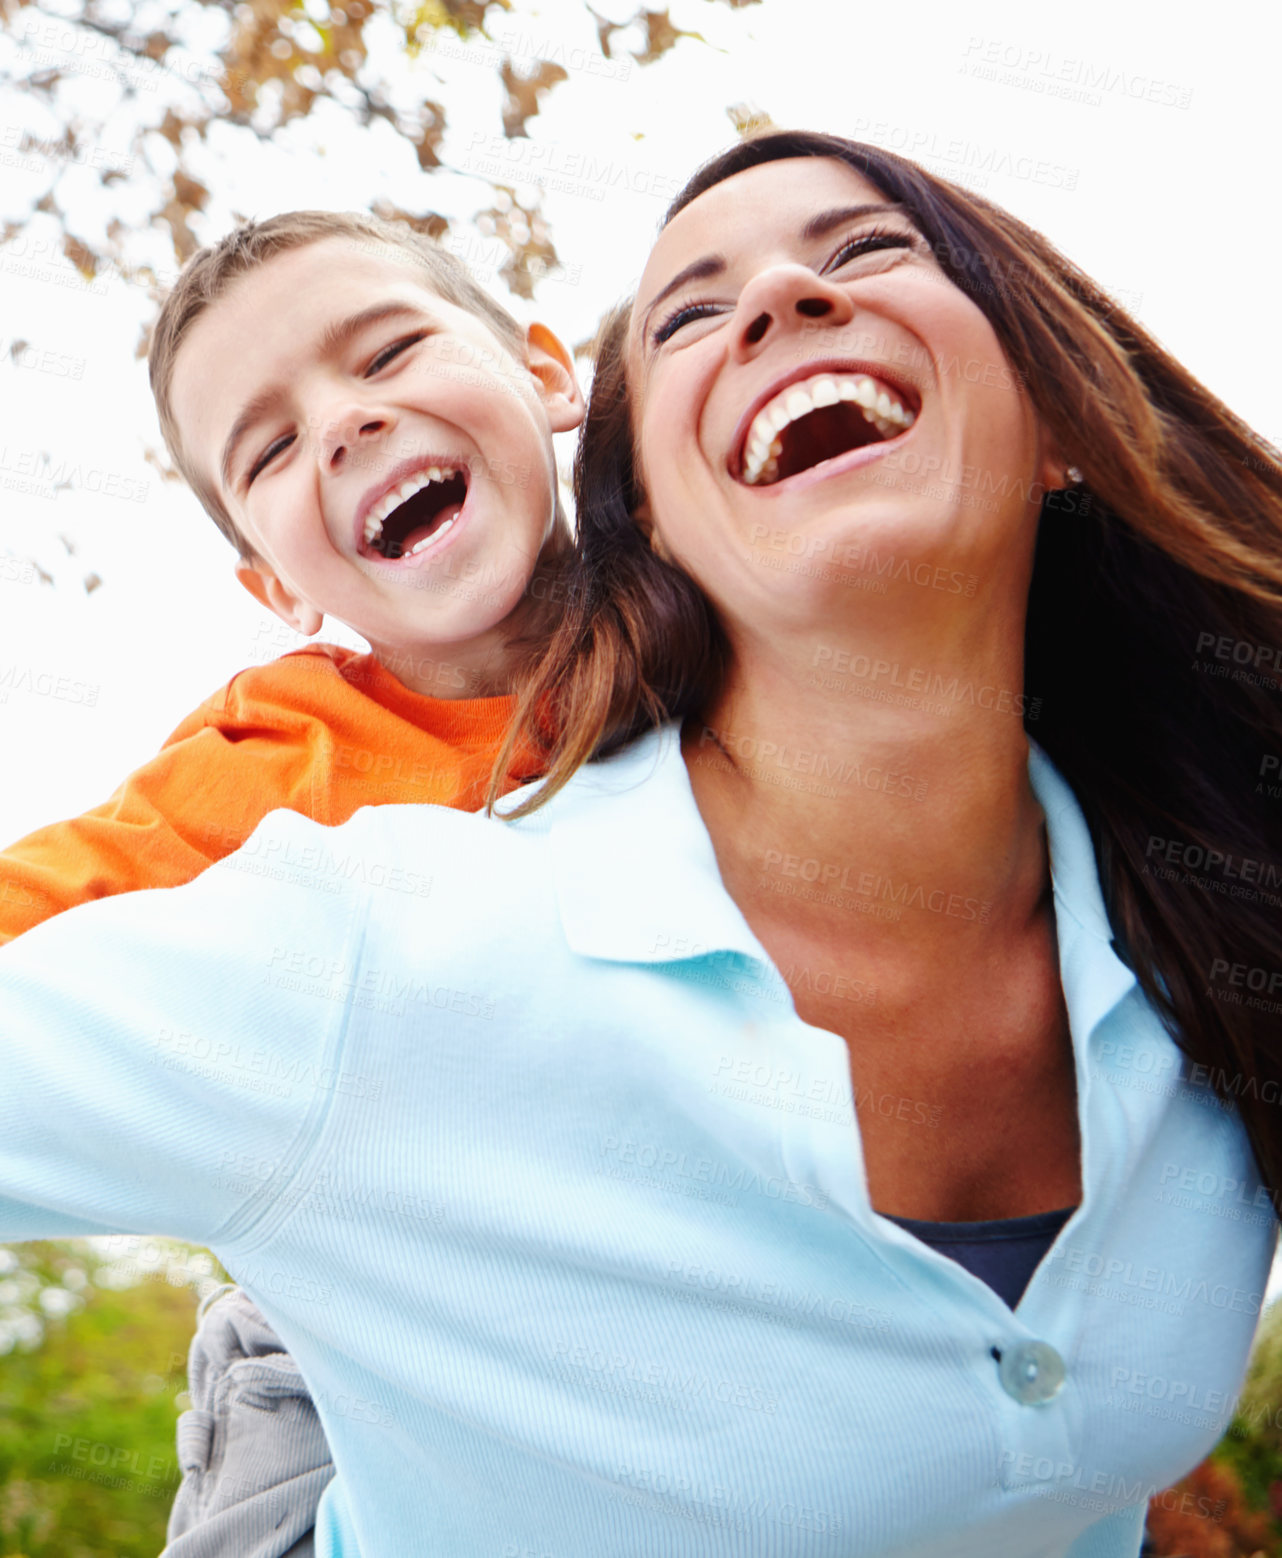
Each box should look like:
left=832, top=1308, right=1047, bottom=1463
left=361, top=465, right=469, bottom=560
left=735, top=370, right=918, bottom=487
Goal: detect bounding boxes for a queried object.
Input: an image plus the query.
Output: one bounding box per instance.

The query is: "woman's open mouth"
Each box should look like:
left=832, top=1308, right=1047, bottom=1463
left=736, top=370, right=918, bottom=487
left=360, top=465, right=469, bottom=560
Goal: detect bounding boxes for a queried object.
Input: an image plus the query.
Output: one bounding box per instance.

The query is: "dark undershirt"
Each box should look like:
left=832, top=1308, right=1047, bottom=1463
left=882, top=1205, right=1077, bottom=1311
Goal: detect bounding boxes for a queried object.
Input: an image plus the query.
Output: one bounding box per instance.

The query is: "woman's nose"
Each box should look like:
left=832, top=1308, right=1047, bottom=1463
left=731, top=265, right=855, bottom=361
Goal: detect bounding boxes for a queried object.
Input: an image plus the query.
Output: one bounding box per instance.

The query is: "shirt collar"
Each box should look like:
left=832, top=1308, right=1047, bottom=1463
left=1026, top=735, right=1140, bottom=1042
left=1025, top=736, right=1113, bottom=945
left=539, top=724, right=766, bottom=966
left=539, top=725, right=1138, bottom=1022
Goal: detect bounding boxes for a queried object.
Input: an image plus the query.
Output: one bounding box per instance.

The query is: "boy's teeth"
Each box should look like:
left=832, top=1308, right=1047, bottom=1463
left=739, top=372, right=915, bottom=488
left=363, top=465, right=459, bottom=547
left=408, top=516, right=456, bottom=554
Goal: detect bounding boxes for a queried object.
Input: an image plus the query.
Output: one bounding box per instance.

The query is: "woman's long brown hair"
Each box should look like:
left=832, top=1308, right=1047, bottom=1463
left=493, top=129, right=1282, bottom=1205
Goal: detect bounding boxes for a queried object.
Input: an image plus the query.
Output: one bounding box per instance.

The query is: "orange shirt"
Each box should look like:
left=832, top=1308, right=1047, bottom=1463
left=0, top=643, right=539, bottom=946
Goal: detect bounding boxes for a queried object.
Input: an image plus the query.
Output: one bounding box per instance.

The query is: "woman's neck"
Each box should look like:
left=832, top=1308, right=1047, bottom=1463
left=682, top=627, right=1053, bottom=965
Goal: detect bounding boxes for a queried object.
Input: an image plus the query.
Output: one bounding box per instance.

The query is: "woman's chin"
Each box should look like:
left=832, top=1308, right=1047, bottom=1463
left=739, top=499, right=995, bottom=587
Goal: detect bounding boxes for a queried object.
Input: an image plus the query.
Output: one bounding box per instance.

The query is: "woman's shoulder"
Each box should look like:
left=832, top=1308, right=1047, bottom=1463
left=496, top=723, right=682, bottom=823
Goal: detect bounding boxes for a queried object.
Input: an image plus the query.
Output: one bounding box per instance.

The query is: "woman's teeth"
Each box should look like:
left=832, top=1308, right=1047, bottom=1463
left=741, top=374, right=915, bottom=487
left=362, top=466, right=460, bottom=549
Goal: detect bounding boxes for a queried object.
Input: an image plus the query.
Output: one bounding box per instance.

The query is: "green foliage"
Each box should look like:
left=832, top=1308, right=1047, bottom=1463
left=0, top=1240, right=225, bottom=1558
left=1212, top=1299, right=1282, bottom=1528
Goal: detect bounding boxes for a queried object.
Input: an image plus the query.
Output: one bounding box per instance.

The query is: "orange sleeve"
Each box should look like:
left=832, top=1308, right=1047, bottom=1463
left=0, top=644, right=527, bottom=948
left=0, top=653, right=338, bottom=946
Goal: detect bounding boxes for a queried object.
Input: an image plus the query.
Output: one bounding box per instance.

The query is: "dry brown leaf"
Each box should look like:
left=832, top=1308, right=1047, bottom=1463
left=431, top=0, right=504, bottom=33
left=727, top=101, right=775, bottom=137
left=371, top=201, right=451, bottom=242
left=158, top=110, right=186, bottom=146
left=586, top=4, right=622, bottom=59
left=62, top=234, right=97, bottom=280
left=172, top=171, right=209, bottom=211
left=159, top=197, right=200, bottom=263
left=500, top=58, right=568, bottom=139
left=474, top=185, right=558, bottom=301
left=634, top=9, right=702, bottom=65
left=414, top=103, right=447, bottom=169
left=143, top=445, right=182, bottom=481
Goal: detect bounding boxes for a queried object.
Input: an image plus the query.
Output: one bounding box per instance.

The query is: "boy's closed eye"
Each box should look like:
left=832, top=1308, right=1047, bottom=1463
left=363, top=332, right=427, bottom=377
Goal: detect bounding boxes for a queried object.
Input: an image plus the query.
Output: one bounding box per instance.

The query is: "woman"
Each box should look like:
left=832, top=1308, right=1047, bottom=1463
left=2, top=132, right=1279, bottom=1558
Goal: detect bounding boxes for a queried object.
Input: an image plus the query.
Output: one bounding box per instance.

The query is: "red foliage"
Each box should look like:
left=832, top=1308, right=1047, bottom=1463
left=1145, top=1458, right=1275, bottom=1557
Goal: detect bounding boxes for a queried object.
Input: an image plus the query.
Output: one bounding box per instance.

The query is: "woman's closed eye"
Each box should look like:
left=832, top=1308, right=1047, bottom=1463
left=652, top=302, right=725, bottom=347
left=823, top=227, right=918, bottom=273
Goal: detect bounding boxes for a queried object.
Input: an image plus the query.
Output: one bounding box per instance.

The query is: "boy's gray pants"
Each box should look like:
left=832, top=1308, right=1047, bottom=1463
left=163, top=1284, right=334, bottom=1558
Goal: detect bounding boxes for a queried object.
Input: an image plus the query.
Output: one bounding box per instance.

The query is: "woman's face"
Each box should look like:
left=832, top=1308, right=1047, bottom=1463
left=626, top=157, right=1063, bottom=635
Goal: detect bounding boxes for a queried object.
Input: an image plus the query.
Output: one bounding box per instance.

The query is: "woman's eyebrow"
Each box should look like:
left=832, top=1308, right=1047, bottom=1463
left=640, top=256, right=726, bottom=336
left=800, top=202, right=908, bottom=240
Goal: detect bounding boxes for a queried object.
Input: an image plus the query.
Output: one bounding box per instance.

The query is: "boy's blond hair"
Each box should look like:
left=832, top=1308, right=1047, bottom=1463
left=149, top=211, right=527, bottom=561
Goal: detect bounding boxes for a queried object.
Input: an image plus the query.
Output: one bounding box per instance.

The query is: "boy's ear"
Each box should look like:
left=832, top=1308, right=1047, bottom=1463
left=235, top=558, right=324, bottom=638
left=524, top=323, right=584, bottom=433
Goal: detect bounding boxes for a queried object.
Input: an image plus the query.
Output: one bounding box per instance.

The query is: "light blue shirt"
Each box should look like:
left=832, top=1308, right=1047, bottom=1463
left=0, top=725, right=1274, bottom=1557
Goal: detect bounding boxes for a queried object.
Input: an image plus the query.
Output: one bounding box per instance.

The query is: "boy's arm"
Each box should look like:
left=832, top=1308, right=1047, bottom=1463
left=0, top=650, right=341, bottom=946
left=0, top=807, right=369, bottom=1248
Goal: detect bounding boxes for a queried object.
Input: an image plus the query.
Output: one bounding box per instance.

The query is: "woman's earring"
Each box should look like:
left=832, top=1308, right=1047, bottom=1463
left=1065, top=464, right=1083, bottom=486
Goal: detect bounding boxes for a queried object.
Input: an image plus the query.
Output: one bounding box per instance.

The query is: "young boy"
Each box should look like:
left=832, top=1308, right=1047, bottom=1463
left=0, top=210, right=584, bottom=1555
left=0, top=209, right=582, bottom=944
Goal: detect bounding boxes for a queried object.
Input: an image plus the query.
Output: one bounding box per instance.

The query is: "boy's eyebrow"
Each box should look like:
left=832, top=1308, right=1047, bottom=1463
left=638, top=203, right=909, bottom=341
left=318, top=301, right=426, bottom=357
left=221, top=386, right=284, bottom=493
left=219, top=301, right=429, bottom=492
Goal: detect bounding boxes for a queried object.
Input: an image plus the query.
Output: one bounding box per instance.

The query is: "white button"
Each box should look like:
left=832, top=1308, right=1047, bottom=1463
left=996, top=1341, right=1065, bottom=1405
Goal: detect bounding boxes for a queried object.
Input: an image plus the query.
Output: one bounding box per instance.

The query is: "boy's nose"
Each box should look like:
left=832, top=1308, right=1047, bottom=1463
left=321, top=411, right=392, bottom=472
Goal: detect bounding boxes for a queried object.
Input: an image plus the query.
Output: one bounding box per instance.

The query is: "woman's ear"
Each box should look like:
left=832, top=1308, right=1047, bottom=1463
left=525, top=323, right=585, bottom=434
left=1033, top=422, right=1075, bottom=494
left=234, top=558, right=324, bottom=638
left=631, top=494, right=673, bottom=563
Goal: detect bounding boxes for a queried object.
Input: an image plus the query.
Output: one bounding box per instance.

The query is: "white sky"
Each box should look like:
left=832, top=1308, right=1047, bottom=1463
left=1, top=0, right=1280, bottom=1302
